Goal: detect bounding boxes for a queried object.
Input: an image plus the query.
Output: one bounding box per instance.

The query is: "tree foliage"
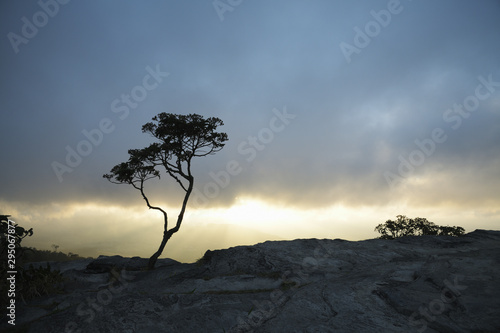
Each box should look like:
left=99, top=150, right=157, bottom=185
left=1, top=215, right=33, bottom=253
left=1, top=215, right=63, bottom=305
left=104, top=113, right=228, bottom=269
left=374, top=215, right=465, bottom=240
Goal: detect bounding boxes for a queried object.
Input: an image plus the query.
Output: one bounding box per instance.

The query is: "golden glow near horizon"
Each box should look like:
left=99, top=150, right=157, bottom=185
left=4, top=198, right=499, bottom=263
left=2, top=0, right=499, bottom=264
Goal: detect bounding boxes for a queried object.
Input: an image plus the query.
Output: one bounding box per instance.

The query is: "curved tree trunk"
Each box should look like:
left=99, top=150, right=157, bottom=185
left=148, top=179, right=193, bottom=270
left=148, top=228, right=175, bottom=270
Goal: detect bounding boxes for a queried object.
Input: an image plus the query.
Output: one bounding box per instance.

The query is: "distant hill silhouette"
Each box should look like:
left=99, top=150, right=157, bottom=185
left=22, top=247, right=92, bottom=263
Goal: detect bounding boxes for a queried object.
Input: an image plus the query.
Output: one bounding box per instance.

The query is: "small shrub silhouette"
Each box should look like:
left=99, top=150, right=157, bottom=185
left=375, top=215, right=465, bottom=239
left=17, top=263, right=65, bottom=302
left=1, top=215, right=64, bottom=306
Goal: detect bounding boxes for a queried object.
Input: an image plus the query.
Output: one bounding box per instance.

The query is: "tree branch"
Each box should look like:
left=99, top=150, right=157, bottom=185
left=135, top=178, right=168, bottom=227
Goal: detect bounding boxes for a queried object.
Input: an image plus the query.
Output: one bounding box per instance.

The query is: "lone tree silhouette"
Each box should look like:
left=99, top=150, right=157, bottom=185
left=104, top=113, right=228, bottom=269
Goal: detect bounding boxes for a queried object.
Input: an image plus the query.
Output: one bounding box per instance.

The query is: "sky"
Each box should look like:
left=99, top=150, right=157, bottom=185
left=1, top=0, right=499, bottom=263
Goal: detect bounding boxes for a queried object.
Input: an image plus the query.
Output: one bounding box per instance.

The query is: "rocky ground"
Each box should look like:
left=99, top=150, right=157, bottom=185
left=2, top=230, right=500, bottom=332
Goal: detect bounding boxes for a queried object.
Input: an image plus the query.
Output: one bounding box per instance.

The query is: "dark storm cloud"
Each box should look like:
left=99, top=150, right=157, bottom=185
left=1, top=0, right=499, bottom=212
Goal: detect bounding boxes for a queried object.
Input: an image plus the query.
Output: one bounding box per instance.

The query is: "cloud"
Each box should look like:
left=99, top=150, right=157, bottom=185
left=0, top=0, right=499, bottom=221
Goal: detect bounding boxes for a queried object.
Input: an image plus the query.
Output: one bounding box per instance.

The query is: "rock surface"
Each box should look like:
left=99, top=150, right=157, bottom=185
left=2, top=230, right=500, bottom=332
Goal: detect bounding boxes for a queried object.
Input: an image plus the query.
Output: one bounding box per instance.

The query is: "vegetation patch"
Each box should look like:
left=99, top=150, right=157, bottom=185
left=1, top=216, right=65, bottom=308
left=203, top=288, right=275, bottom=295
left=279, top=280, right=298, bottom=291
left=375, top=215, right=465, bottom=239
